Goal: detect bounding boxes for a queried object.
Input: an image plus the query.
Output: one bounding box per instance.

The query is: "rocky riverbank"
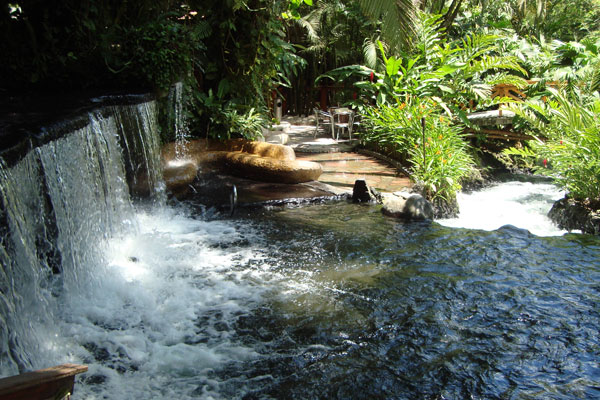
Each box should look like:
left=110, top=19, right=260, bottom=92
left=548, top=197, right=600, bottom=235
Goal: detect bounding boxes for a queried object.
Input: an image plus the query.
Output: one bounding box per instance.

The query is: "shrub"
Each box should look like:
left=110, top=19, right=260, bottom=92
left=509, top=88, right=600, bottom=201
left=361, top=99, right=475, bottom=201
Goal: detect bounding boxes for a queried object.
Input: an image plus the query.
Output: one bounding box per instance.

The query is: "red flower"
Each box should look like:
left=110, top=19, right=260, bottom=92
left=370, top=72, right=374, bottom=82
left=543, top=159, right=548, bottom=167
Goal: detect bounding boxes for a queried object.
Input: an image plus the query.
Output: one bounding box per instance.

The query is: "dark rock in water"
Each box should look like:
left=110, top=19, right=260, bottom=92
left=381, top=192, right=433, bottom=221
left=548, top=197, right=600, bottom=235
left=85, top=374, right=108, bottom=385
left=352, top=180, right=382, bottom=203
left=431, top=196, right=460, bottom=219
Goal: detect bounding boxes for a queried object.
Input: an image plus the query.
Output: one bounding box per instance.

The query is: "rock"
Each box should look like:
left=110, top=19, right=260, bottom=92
left=431, top=196, right=460, bottom=219
left=222, top=152, right=322, bottom=184
left=162, top=159, right=199, bottom=193
left=548, top=197, right=600, bottom=235
left=352, top=180, right=381, bottom=203
left=382, top=192, right=433, bottom=221
left=263, top=133, right=290, bottom=145
left=161, top=139, right=322, bottom=195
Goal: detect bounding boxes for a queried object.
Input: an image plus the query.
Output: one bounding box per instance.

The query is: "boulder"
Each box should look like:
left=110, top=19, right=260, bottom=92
left=548, top=197, right=600, bottom=235
left=381, top=192, right=434, bottom=221
left=162, top=159, right=199, bottom=192
left=160, top=139, right=322, bottom=195
left=222, top=152, right=321, bottom=184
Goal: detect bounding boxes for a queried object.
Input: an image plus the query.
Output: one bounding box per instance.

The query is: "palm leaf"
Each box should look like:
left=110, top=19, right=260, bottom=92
left=356, top=0, right=417, bottom=50
left=363, top=38, right=379, bottom=69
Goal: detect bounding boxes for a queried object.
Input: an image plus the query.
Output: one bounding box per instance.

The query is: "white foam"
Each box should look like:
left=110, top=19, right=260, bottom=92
left=438, top=180, right=573, bottom=236
left=45, top=205, right=270, bottom=399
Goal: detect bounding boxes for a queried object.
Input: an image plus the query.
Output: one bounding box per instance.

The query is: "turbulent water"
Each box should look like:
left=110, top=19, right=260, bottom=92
left=438, top=178, right=571, bottom=236
left=1, top=99, right=599, bottom=399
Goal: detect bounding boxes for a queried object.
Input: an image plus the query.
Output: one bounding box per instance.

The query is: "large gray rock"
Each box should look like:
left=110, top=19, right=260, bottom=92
left=381, top=192, right=434, bottom=221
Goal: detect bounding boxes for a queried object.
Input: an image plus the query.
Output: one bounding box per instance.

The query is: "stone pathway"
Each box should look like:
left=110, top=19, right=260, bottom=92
left=183, top=115, right=413, bottom=210
left=279, top=115, right=413, bottom=194
left=297, top=152, right=412, bottom=193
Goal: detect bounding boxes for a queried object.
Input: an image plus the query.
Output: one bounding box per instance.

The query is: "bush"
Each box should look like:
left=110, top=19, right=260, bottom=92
left=510, top=88, right=600, bottom=201
left=361, top=99, right=475, bottom=201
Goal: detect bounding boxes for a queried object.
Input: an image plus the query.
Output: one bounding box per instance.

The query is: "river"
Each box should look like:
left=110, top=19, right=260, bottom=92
left=1, top=98, right=598, bottom=399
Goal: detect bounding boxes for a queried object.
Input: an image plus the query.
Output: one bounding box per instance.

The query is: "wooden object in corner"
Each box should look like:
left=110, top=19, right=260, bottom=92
left=0, top=363, right=88, bottom=400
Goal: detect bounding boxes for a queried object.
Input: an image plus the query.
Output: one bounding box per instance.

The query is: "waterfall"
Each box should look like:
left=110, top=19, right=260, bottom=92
left=0, top=99, right=163, bottom=376
left=168, top=82, right=190, bottom=160
left=0, top=95, right=267, bottom=398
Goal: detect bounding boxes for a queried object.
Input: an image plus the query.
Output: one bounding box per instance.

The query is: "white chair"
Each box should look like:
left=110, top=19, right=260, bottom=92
left=333, top=110, right=355, bottom=140
left=313, top=108, right=334, bottom=138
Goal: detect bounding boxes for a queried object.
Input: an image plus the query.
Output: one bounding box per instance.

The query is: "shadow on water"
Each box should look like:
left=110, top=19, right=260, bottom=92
left=213, top=203, right=600, bottom=399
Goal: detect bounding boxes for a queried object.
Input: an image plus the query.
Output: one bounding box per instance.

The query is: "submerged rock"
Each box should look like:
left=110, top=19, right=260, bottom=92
left=381, top=192, right=434, bottom=221
left=548, top=197, right=600, bottom=235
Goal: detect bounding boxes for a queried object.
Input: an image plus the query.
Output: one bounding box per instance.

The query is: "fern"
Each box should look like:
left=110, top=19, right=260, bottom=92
left=485, top=73, right=530, bottom=89
left=362, top=38, right=379, bottom=70
left=468, top=55, right=528, bottom=77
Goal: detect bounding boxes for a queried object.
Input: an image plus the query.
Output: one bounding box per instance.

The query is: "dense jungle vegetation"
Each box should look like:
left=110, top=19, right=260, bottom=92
left=2, top=0, right=600, bottom=203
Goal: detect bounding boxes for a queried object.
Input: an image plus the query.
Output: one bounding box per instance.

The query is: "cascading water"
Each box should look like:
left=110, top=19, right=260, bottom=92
left=168, top=82, right=190, bottom=160
left=1, top=96, right=599, bottom=399
left=438, top=178, right=571, bottom=236
left=0, top=102, right=262, bottom=398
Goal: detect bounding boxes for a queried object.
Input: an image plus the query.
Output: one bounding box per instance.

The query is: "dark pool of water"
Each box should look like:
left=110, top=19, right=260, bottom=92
left=215, top=203, right=600, bottom=399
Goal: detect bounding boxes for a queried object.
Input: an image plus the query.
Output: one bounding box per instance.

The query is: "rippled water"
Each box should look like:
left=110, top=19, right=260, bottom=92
left=221, top=202, right=600, bottom=399
left=7, top=181, right=599, bottom=399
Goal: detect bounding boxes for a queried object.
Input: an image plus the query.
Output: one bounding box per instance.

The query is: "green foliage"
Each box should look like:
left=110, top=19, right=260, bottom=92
left=355, top=0, right=417, bottom=51
left=130, top=19, right=208, bottom=91
left=0, top=1, right=304, bottom=143
left=220, top=107, right=267, bottom=140
left=0, top=1, right=206, bottom=90
left=185, top=0, right=307, bottom=140
left=457, top=0, right=600, bottom=42
left=501, top=145, right=538, bottom=170
left=324, top=13, right=527, bottom=116
left=361, top=99, right=475, bottom=200
left=511, top=88, right=600, bottom=201
left=283, top=0, right=314, bottom=19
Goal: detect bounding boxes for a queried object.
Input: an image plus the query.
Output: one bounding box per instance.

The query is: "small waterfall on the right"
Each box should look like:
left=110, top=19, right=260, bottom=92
left=437, top=178, right=571, bottom=236
left=168, top=82, right=190, bottom=160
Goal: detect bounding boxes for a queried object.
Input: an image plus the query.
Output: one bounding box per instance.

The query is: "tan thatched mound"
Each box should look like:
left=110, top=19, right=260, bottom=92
left=161, top=139, right=322, bottom=191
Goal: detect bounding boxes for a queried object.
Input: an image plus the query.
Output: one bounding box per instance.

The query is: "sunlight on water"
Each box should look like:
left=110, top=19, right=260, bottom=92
left=2, top=94, right=597, bottom=399
left=438, top=180, right=573, bottom=236
left=55, top=206, right=270, bottom=399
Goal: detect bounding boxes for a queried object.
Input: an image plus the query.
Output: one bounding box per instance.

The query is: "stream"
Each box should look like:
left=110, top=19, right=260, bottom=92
left=1, top=97, right=598, bottom=399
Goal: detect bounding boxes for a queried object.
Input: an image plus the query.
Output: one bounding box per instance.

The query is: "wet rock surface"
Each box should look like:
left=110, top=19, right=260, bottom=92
left=0, top=90, right=154, bottom=167
left=352, top=179, right=382, bottom=203
left=548, top=197, right=600, bottom=235
left=431, top=195, right=460, bottom=219
left=381, top=192, right=434, bottom=221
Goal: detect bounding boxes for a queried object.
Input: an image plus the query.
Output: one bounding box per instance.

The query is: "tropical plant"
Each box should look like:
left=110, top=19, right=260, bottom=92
left=324, top=13, right=527, bottom=119
left=361, top=98, right=475, bottom=200
left=355, top=0, right=417, bottom=51
left=508, top=87, right=600, bottom=201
